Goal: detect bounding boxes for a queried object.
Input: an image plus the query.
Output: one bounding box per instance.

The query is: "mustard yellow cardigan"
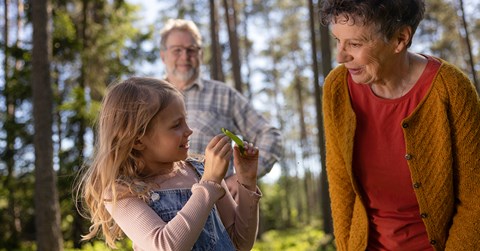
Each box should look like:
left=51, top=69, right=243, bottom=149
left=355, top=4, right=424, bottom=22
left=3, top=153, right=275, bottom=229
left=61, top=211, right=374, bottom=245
left=322, top=59, right=480, bottom=251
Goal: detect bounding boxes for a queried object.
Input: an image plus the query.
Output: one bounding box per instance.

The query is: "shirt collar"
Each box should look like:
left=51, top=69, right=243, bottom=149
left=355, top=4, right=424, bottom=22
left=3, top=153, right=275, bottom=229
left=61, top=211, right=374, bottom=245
left=163, top=74, right=204, bottom=92
left=184, top=77, right=204, bottom=92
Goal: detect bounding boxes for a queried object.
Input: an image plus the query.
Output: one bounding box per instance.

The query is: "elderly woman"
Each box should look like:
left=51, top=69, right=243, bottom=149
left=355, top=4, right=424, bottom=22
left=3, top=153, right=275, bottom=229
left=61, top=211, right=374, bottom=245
left=320, top=0, right=480, bottom=250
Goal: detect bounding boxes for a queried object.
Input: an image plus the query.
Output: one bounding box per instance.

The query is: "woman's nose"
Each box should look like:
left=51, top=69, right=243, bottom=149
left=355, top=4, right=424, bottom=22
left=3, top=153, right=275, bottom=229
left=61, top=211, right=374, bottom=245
left=335, top=42, right=352, bottom=64
left=336, top=48, right=349, bottom=64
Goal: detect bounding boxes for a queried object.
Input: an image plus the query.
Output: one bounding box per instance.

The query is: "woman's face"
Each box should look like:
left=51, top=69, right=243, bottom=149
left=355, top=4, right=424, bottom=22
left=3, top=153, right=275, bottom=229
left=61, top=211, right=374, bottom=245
left=331, top=17, right=397, bottom=85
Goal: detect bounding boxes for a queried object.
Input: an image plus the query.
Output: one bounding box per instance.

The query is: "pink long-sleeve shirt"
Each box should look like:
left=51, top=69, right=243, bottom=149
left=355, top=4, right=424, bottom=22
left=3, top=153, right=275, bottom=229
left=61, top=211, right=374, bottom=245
left=106, top=161, right=262, bottom=251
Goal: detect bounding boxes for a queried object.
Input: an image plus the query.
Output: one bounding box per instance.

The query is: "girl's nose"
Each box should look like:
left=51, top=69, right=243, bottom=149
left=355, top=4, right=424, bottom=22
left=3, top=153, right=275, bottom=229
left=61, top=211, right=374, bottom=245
left=185, top=126, right=193, bottom=137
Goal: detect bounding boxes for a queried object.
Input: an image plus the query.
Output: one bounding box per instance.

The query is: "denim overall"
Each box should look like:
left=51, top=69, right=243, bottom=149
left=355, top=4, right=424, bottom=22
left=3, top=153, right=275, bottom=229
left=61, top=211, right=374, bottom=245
left=148, top=160, right=236, bottom=251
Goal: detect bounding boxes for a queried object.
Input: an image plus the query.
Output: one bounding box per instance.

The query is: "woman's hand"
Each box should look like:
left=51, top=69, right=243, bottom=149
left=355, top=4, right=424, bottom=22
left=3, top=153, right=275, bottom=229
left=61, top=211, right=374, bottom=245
left=233, top=141, right=259, bottom=191
left=202, top=135, right=233, bottom=184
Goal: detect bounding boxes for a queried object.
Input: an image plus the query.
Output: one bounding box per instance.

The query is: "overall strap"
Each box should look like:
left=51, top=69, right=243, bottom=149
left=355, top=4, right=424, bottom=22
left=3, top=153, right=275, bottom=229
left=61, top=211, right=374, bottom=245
left=185, top=158, right=205, bottom=178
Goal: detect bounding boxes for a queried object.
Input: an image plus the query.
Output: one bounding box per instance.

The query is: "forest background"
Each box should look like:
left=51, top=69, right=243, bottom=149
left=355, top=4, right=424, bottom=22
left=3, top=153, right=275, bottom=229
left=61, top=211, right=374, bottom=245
left=1, top=0, right=479, bottom=250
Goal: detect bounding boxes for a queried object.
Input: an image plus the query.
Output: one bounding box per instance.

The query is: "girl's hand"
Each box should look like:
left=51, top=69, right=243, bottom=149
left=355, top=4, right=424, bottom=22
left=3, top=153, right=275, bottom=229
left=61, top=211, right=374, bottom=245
left=233, top=141, right=259, bottom=191
left=203, top=135, right=233, bottom=184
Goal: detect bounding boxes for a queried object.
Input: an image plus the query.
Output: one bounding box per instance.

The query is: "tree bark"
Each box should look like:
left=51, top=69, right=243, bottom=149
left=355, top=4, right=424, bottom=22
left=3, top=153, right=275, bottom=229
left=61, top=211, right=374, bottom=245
left=309, top=0, right=333, bottom=235
left=294, top=72, right=311, bottom=223
left=223, top=0, right=243, bottom=92
left=209, top=0, right=225, bottom=82
left=32, top=0, right=64, bottom=250
left=3, top=0, right=20, bottom=247
left=241, top=0, right=253, bottom=99
left=457, top=0, right=479, bottom=92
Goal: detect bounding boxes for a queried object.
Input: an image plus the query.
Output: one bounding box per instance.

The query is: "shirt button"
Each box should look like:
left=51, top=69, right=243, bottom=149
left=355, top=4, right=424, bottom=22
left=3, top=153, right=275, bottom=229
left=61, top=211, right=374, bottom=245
left=405, top=154, right=412, bottom=160
left=420, top=213, right=428, bottom=218
left=413, top=182, right=421, bottom=188
left=402, top=123, right=409, bottom=128
left=430, top=240, right=437, bottom=245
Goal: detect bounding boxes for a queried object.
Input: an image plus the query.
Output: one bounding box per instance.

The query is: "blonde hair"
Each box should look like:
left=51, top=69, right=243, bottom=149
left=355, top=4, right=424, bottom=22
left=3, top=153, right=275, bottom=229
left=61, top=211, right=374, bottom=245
left=160, top=18, right=202, bottom=50
left=75, top=77, right=183, bottom=248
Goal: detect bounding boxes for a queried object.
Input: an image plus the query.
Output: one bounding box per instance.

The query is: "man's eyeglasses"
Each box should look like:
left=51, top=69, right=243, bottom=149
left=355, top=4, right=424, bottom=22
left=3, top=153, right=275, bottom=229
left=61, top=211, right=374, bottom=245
left=167, top=46, right=201, bottom=57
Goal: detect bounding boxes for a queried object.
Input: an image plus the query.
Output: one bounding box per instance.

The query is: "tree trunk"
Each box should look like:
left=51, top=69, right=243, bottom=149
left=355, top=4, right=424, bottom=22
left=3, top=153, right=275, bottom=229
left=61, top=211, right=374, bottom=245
left=31, top=0, right=64, bottom=250
left=309, top=0, right=333, bottom=235
left=241, top=0, right=253, bottom=99
left=294, top=72, right=310, bottom=223
left=457, top=0, right=479, bottom=92
left=3, top=0, right=20, bottom=247
left=223, top=0, right=243, bottom=92
left=272, top=49, right=292, bottom=228
left=68, top=0, right=90, bottom=247
left=209, top=0, right=225, bottom=82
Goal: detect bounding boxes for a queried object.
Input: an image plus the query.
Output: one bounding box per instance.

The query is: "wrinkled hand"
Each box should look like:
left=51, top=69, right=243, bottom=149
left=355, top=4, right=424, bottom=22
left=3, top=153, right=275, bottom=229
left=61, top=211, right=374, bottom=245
left=233, top=141, right=259, bottom=191
left=202, top=135, right=233, bottom=184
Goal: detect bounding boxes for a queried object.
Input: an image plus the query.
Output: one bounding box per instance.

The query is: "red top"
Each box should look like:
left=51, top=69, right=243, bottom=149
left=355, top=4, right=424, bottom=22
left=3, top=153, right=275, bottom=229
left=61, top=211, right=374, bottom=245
left=348, top=55, right=440, bottom=251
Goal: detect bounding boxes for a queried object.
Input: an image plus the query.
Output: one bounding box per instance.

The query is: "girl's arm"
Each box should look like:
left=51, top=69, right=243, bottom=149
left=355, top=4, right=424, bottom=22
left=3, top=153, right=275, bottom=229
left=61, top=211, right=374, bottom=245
left=215, top=142, right=262, bottom=251
left=106, top=180, right=225, bottom=251
left=107, top=135, right=234, bottom=250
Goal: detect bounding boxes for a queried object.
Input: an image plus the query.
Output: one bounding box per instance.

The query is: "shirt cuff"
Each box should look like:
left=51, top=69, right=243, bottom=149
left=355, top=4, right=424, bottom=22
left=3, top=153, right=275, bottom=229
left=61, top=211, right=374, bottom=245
left=237, top=180, right=262, bottom=199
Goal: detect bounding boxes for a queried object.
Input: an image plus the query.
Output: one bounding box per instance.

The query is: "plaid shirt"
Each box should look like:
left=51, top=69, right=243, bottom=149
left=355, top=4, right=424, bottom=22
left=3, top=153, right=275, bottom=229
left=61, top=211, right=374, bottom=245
left=180, top=78, right=283, bottom=177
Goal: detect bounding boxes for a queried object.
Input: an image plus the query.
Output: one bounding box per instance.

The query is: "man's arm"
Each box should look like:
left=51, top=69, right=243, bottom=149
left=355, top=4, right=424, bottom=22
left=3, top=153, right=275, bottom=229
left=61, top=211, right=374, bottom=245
left=230, top=90, right=283, bottom=177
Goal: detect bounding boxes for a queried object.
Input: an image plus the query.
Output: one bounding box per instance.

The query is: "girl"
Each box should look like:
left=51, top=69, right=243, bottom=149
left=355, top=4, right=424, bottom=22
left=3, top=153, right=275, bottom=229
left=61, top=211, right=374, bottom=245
left=76, top=77, right=262, bottom=251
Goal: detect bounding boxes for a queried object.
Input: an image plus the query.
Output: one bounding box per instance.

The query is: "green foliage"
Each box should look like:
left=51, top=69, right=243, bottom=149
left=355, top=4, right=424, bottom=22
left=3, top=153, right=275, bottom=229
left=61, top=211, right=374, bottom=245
left=259, top=181, right=288, bottom=230
left=259, top=174, right=323, bottom=231
left=0, top=172, right=35, bottom=249
left=63, top=239, right=132, bottom=251
left=253, top=226, right=335, bottom=251
left=0, top=241, right=35, bottom=251
left=53, top=10, right=76, bottom=42
left=0, top=240, right=132, bottom=251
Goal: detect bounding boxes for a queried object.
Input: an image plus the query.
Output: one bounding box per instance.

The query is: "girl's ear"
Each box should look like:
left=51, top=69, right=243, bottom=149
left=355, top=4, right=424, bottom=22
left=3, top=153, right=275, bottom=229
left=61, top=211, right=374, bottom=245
left=132, top=138, right=145, bottom=151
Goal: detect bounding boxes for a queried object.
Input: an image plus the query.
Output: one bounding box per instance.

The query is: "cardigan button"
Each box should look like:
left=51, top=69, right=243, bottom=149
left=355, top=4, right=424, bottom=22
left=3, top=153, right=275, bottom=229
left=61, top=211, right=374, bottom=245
left=402, top=123, right=409, bottom=128
left=420, top=213, right=428, bottom=218
left=430, top=239, right=437, bottom=245
left=405, top=154, right=412, bottom=160
left=413, top=182, right=421, bottom=188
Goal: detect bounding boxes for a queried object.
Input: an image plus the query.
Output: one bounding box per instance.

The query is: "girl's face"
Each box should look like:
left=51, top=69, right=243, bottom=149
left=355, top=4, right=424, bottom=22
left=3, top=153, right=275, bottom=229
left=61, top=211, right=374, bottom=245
left=331, top=17, right=397, bottom=85
left=136, top=95, right=193, bottom=174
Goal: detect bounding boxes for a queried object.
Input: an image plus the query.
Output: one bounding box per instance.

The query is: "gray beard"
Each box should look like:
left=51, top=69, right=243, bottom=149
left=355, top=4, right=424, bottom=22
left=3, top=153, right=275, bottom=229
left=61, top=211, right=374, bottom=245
left=171, top=68, right=197, bottom=82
